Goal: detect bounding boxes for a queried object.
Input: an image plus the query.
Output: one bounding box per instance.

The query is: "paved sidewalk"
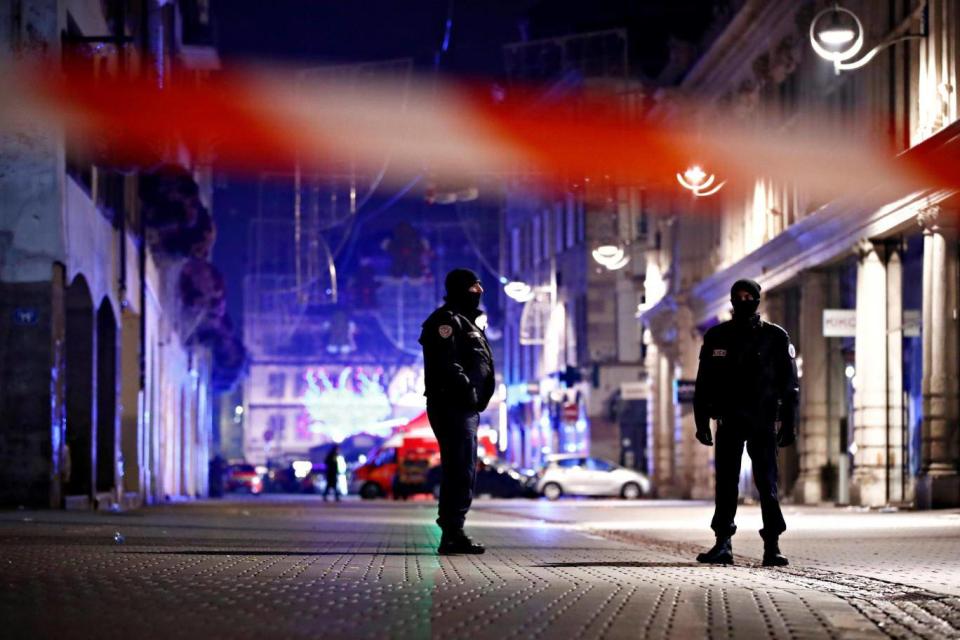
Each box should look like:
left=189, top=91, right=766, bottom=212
left=0, top=498, right=957, bottom=639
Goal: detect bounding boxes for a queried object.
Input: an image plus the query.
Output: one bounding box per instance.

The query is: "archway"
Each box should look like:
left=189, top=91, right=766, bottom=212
left=96, top=299, right=119, bottom=497
left=65, top=275, right=95, bottom=501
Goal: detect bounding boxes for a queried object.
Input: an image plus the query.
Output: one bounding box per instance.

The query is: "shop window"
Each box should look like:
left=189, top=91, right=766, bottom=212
left=267, top=372, right=286, bottom=398
left=294, top=373, right=309, bottom=398
left=267, top=414, right=286, bottom=441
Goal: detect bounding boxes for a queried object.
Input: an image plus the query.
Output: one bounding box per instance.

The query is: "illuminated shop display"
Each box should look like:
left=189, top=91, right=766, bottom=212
left=302, top=367, right=394, bottom=442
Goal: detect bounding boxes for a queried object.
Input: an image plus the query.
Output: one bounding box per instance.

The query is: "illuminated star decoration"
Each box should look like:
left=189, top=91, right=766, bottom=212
left=302, top=367, right=393, bottom=442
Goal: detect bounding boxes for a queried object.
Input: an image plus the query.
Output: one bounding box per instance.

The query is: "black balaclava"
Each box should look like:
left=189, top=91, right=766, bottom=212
left=444, top=268, right=481, bottom=313
left=730, top=279, right=761, bottom=321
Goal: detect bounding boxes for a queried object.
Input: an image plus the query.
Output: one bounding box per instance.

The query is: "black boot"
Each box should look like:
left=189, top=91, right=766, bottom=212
left=696, top=536, right=733, bottom=564
left=762, top=539, right=788, bottom=567
left=438, top=530, right=485, bottom=555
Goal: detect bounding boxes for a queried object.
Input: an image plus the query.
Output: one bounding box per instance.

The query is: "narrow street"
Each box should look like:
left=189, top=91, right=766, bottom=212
left=2, top=498, right=958, bottom=639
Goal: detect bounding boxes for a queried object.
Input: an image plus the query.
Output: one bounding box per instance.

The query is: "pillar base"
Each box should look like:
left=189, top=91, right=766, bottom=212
left=793, top=477, right=825, bottom=505
left=654, top=484, right=684, bottom=500
left=850, top=471, right=888, bottom=507
left=916, top=474, right=960, bottom=509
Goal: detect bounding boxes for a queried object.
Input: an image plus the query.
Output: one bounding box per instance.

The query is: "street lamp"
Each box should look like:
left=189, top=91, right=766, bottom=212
left=504, top=280, right=535, bottom=302
left=591, top=244, right=630, bottom=271
left=676, top=165, right=725, bottom=197
left=810, top=2, right=926, bottom=75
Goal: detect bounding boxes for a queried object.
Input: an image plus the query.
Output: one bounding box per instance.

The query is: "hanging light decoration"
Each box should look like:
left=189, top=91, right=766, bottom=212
left=591, top=244, right=630, bottom=271
left=676, top=165, right=725, bottom=197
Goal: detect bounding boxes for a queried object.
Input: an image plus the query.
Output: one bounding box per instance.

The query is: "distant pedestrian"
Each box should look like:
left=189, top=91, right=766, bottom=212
left=323, top=445, right=343, bottom=502
left=419, top=268, right=495, bottom=555
left=693, top=279, right=799, bottom=567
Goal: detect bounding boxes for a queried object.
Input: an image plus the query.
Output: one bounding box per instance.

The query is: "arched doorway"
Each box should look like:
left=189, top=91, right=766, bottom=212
left=65, top=276, right=95, bottom=502
left=96, top=299, right=119, bottom=499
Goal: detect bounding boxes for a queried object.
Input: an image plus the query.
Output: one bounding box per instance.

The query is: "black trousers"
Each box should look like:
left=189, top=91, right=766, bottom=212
left=323, top=474, right=340, bottom=499
left=427, top=401, right=479, bottom=533
left=710, top=418, right=786, bottom=541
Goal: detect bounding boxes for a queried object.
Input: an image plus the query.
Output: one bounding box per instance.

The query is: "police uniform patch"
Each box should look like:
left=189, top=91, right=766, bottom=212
left=712, top=349, right=727, bottom=357
left=438, top=325, right=453, bottom=339
left=788, top=343, right=796, bottom=358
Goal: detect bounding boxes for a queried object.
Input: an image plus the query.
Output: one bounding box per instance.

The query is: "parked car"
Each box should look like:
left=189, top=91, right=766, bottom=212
left=225, top=463, right=263, bottom=495
left=427, top=458, right=538, bottom=499
left=263, top=460, right=316, bottom=493
left=536, top=454, right=650, bottom=500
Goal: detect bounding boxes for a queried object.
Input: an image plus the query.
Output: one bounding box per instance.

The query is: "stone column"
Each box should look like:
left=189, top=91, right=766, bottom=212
left=795, top=271, right=830, bottom=504
left=851, top=240, right=890, bottom=507
left=885, top=246, right=906, bottom=504
left=644, top=338, right=659, bottom=483
left=917, top=206, right=960, bottom=508
left=673, top=304, right=696, bottom=498
left=655, top=350, right=677, bottom=497
left=676, top=302, right=712, bottom=500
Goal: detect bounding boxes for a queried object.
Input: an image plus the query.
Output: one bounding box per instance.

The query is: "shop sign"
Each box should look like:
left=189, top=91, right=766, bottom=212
left=619, top=381, right=649, bottom=400
left=823, top=309, right=921, bottom=338
left=823, top=309, right=856, bottom=337
left=12, top=308, right=38, bottom=326
left=675, top=379, right=696, bottom=404
left=903, top=309, right=921, bottom=337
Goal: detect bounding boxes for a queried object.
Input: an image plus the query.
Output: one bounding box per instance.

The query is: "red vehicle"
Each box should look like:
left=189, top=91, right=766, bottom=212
left=225, top=463, right=263, bottom=495
left=353, top=428, right=440, bottom=499
left=353, top=412, right=500, bottom=499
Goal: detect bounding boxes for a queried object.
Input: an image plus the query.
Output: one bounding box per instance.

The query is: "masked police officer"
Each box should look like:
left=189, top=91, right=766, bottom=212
left=693, top=279, right=799, bottom=567
left=420, top=268, right=495, bottom=555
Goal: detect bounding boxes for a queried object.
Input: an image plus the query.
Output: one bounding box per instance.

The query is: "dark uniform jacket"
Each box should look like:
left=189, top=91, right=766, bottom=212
left=419, top=305, right=496, bottom=412
left=693, top=316, right=799, bottom=432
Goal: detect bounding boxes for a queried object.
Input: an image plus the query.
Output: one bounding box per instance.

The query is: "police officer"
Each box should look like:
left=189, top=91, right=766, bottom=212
left=693, top=279, right=799, bottom=567
left=419, top=268, right=495, bottom=555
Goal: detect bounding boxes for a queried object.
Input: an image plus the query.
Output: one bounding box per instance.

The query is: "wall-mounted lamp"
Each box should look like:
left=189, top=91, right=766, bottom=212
left=676, top=165, right=725, bottom=197
left=810, top=2, right=927, bottom=75
left=504, top=280, right=535, bottom=302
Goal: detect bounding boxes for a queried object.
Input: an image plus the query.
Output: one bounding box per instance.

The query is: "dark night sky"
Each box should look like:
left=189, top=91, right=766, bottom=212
left=211, top=0, right=719, bottom=78
left=209, top=0, right=720, bottom=329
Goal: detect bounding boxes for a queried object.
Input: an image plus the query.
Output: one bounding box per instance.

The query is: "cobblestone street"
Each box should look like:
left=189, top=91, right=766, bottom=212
left=2, top=498, right=958, bottom=639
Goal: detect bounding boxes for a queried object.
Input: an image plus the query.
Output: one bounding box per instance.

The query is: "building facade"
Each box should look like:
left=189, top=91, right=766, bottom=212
left=0, top=0, right=236, bottom=508
left=241, top=169, right=504, bottom=464
left=641, top=0, right=959, bottom=507
left=500, top=30, right=651, bottom=471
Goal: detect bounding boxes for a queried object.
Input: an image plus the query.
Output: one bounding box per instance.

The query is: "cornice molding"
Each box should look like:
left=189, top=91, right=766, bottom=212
left=681, top=1, right=802, bottom=100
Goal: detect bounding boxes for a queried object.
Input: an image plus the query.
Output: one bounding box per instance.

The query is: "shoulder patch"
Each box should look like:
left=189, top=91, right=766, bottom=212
left=788, top=343, right=796, bottom=358
left=712, top=349, right=727, bottom=357
left=438, top=325, right=454, bottom=339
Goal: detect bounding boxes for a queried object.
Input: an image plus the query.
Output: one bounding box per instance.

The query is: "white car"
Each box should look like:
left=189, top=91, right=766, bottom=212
left=536, top=454, right=651, bottom=500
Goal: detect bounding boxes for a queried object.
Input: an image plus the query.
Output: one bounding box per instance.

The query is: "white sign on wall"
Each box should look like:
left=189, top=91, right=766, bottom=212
left=823, top=309, right=921, bottom=338
left=620, top=381, right=649, bottom=400
left=823, top=309, right=857, bottom=337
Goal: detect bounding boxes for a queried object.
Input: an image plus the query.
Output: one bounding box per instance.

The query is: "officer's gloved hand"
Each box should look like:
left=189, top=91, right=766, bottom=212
left=695, top=426, right=713, bottom=447
left=776, top=422, right=796, bottom=448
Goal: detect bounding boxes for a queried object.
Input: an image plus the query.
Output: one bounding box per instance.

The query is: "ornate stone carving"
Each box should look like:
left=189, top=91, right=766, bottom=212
left=853, top=238, right=876, bottom=260
left=734, top=79, right=760, bottom=118
left=752, top=53, right=772, bottom=88
left=917, top=205, right=942, bottom=234
left=771, top=35, right=802, bottom=83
